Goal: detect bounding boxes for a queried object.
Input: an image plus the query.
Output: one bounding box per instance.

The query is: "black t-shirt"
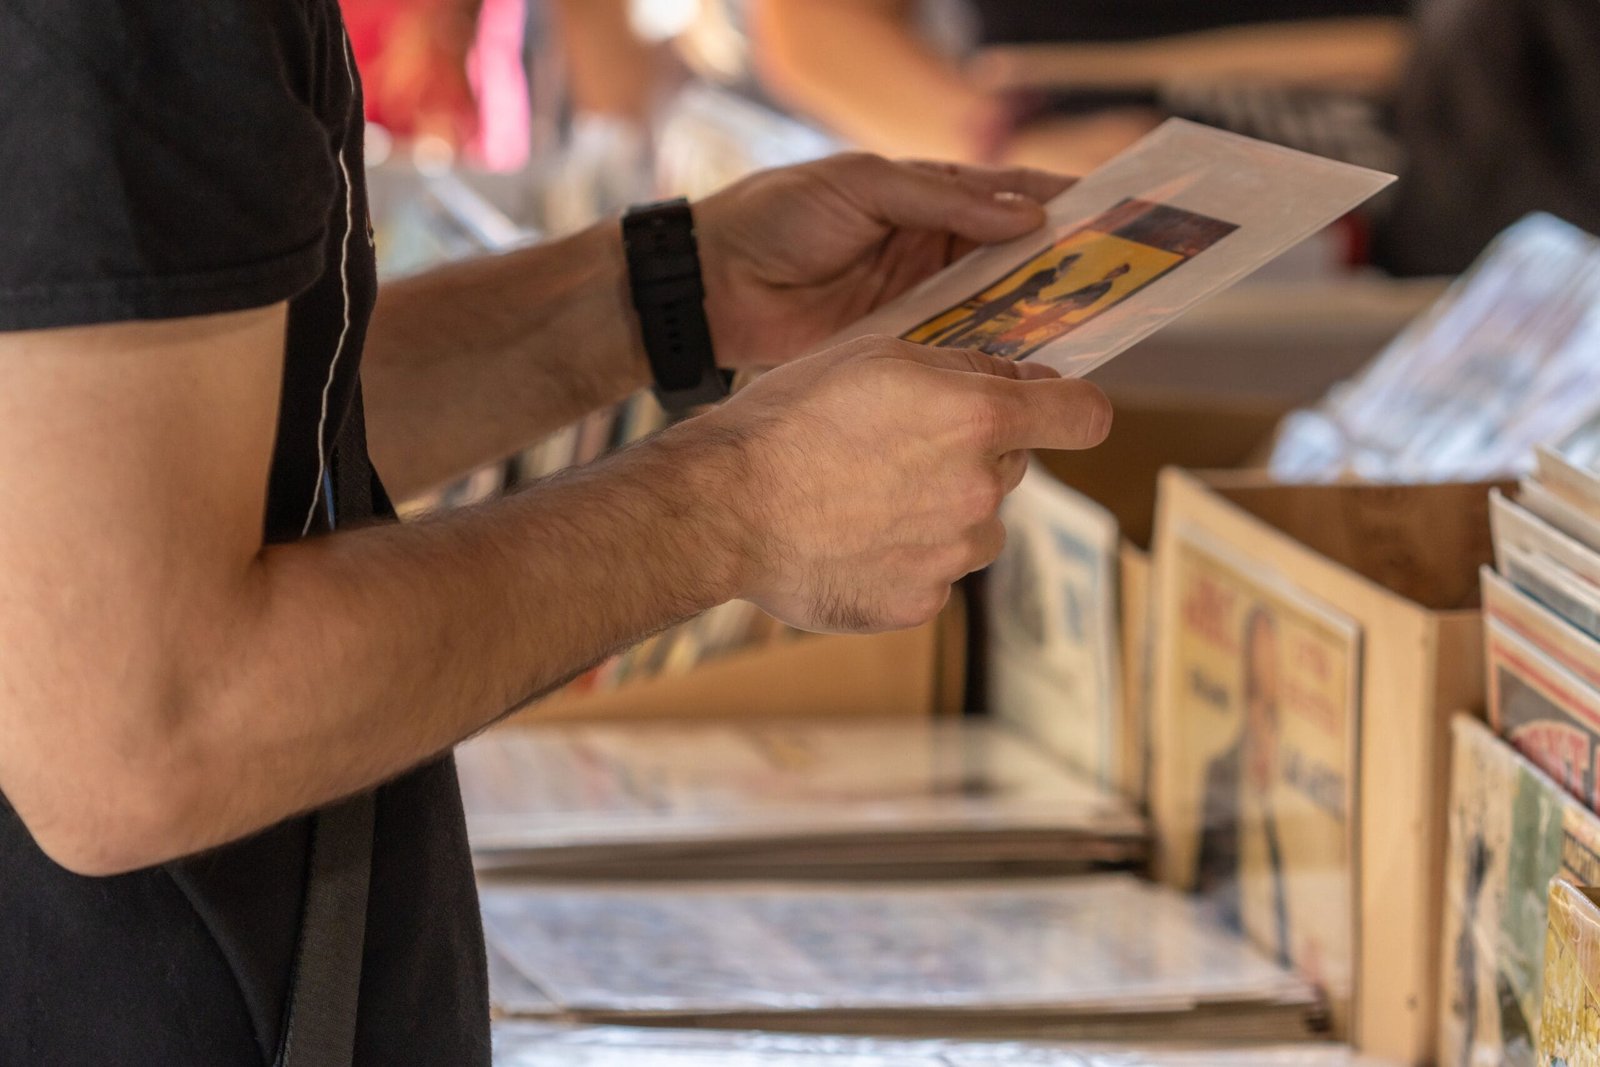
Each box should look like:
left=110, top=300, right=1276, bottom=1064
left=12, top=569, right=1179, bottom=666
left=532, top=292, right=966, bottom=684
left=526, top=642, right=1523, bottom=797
left=0, top=3, right=489, bottom=1064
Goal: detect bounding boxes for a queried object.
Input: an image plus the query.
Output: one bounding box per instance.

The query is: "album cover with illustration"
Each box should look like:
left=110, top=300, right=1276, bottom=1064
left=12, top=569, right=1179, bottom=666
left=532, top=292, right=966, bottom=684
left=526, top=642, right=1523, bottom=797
left=825, top=120, right=1392, bottom=376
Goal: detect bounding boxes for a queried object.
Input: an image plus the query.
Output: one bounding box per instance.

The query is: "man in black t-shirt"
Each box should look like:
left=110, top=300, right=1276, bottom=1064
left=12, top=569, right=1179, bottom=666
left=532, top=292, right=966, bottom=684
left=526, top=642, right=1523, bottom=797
left=0, top=4, right=1109, bottom=1065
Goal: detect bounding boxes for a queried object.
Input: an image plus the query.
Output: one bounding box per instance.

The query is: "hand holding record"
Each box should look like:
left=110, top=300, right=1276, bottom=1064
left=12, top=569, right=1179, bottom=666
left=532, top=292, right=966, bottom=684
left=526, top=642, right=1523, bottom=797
left=700, top=334, right=1110, bottom=633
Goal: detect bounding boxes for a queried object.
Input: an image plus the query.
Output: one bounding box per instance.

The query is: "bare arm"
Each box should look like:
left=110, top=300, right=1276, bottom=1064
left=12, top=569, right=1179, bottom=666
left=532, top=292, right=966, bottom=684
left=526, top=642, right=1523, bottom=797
left=361, top=223, right=649, bottom=502
left=749, top=0, right=1159, bottom=172
left=751, top=0, right=995, bottom=161
left=547, top=0, right=670, bottom=123
left=0, top=306, right=1107, bottom=877
left=973, top=18, right=1412, bottom=95
left=0, top=305, right=738, bottom=875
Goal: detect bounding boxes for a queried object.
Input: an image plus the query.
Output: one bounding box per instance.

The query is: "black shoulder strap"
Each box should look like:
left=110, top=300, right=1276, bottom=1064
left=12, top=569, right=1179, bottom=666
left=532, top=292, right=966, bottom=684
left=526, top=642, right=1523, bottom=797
left=275, top=388, right=378, bottom=1067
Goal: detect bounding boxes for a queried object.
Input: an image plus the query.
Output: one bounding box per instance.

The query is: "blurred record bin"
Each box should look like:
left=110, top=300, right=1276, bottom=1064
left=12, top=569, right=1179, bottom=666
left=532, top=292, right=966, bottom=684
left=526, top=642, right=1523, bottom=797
left=513, top=610, right=965, bottom=725
left=1149, top=468, right=1502, bottom=1064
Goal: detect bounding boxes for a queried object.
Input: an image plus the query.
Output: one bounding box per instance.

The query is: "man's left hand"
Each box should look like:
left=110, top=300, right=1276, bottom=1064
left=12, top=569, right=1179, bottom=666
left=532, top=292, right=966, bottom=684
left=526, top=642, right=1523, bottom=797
left=694, top=155, right=1072, bottom=369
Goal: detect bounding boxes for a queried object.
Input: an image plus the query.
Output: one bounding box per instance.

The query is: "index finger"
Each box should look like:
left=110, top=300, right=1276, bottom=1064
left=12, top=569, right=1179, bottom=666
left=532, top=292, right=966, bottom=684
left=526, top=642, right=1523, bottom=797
left=906, top=160, right=1076, bottom=208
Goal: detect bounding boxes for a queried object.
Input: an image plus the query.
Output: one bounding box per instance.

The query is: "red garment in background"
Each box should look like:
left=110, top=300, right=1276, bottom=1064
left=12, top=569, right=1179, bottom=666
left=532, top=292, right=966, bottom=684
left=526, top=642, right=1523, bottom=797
left=343, top=0, right=529, bottom=170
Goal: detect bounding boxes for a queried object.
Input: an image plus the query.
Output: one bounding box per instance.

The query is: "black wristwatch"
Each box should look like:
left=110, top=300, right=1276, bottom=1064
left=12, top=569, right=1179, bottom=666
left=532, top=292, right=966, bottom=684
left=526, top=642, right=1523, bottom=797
left=621, top=198, right=731, bottom=413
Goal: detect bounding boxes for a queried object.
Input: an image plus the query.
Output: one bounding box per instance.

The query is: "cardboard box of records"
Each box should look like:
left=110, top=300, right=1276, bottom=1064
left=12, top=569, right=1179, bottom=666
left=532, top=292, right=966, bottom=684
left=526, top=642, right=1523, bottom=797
left=1135, top=211, right=1600, bottom=1065
left=506, top=604, right=966, bottom=726
left=990, top=389, right=1295, bottom=802
left=986, top=276, right=1435, bottom=803
left=1146, top=467, right=1500, bottom=1065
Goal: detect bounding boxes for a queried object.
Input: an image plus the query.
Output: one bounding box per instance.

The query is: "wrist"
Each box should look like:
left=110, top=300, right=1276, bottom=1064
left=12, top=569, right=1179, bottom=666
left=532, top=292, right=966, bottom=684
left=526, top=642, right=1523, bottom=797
left=621, top=199, right=729, bottom=411
left=637, top=412, right=764, bottom=609
left=586, top=220, right=655, bottom=394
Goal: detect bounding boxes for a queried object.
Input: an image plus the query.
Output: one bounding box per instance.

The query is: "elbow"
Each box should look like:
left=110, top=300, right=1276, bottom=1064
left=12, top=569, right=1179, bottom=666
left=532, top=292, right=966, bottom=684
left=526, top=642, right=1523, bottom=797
left=9, top=720, right=213, bottom=878
left=31, top=813, right=188, bottom=880
left=25, top=780, right=204, bottom=879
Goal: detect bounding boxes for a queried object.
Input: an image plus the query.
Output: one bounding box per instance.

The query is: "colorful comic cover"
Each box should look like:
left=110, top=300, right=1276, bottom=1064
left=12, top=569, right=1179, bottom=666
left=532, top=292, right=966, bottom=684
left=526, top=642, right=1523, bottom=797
left=1438, top=718, right=1600, bottom=1067
left=902, top=199, right=1237, bottom=360
left=988, top=464, right=1123, bottom=786
left=1538, top=880, right=1600, bottom=1066
left=1153, top=526, right=1362, bottom=1028
left=1483, top=579, right=1600, bottom=812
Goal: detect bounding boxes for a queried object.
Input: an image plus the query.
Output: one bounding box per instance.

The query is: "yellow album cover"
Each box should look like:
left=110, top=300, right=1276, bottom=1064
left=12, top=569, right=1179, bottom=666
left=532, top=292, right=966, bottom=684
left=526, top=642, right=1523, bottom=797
left=902, top=198, right=1238, bottom=360
left=1539, top=879, right=1600, bottom=1066
left=1155, top=526, right=1362, bottom=1025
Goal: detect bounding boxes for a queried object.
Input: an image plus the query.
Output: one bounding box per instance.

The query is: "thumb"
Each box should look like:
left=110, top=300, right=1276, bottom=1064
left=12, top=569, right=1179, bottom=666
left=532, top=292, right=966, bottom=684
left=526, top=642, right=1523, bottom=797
left=981, top=376, right=1113, bottom=454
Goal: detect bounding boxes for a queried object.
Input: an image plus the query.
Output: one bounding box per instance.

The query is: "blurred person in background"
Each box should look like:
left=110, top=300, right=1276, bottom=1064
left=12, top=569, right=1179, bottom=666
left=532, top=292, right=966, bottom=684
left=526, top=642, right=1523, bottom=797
left=748, top=0, right=1413, bottom=174
left=1375, top=0, right=1600, bottom=275
left=347, top=0, right=676, bottom=171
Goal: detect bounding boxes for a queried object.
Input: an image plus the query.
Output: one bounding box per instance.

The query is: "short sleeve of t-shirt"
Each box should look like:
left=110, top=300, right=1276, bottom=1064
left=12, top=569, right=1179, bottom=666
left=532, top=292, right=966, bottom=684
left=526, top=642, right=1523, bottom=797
left=0, top=2, right=337, bottom=331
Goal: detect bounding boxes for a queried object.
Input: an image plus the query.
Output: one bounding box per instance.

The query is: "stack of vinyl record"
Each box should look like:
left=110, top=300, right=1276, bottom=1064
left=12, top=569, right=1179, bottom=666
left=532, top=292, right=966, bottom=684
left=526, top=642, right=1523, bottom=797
left=492, top=1022, right=1398, bottom=1067
left=480, top=874, right=1324, bottom=1043
left=457, top=717, right=1148, bottom=879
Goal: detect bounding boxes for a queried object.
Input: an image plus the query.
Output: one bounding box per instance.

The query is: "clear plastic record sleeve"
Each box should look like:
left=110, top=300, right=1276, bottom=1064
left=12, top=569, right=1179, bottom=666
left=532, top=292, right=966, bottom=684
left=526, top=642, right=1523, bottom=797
left=478, top=874, right=1315, bottom=1019
left=819, top=119, right=1392, bottom=377
left=1270, top=213, right=1600, bottom=482
left=456, top=717, right=1145, bottom=866
left=490, top=1024, right=1397, bottom=1067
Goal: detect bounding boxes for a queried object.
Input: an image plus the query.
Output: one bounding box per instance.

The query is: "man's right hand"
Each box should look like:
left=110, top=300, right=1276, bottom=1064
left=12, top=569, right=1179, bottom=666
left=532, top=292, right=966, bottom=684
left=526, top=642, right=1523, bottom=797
left=701, top=335, right=1111, bottom=633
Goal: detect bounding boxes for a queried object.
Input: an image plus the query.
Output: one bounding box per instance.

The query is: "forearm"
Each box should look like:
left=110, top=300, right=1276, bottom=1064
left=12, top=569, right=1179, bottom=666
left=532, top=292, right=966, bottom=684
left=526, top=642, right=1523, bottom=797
left=548, top=0, right=664, bottom=122
left=60, top=422, right=747, bottom=873
left=361, top=221, right=650, bottom=500
left=751, top=0, right=996, bottom=162
left=977, top=19, right=1412, bottom=94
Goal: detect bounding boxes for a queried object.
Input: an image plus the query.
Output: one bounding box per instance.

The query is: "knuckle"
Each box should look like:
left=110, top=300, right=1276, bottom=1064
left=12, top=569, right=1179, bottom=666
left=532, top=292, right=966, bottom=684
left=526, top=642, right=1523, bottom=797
left=852, top=352, right=909, bottom=391
left=935, top=540, right=973, bottom=577
left=962, top=394, right=1006, bottom=451
left=982, top=353, right=1021, bottom=379
left=896, top=587, right=950, bottom=629
left=836, top=150, right=889, bottom=177
left=971, top=477, right=1006, bottom=517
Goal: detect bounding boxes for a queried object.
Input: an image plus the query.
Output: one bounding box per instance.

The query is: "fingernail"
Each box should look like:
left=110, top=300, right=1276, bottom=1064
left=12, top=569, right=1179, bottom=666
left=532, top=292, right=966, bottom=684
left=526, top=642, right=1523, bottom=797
left=1015, top=360, right=1059, bottom=380
left=993, top=191, right=1029, bottom=207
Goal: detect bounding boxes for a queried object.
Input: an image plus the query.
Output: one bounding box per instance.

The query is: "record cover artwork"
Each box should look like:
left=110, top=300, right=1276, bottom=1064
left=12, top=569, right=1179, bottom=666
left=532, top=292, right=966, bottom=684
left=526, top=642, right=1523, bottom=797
left=902, top=199, right=1237, bottom=360
left=1538, top=880, right=1600, bottom=1065
left=1484, top=610, right=1600, bottom=813
left=1155, top=528, right=1361, bottom=1026
left=988, top=465, right=1123, bottom=784
left=826, top=120, right=1392, bottom=378
left=1438, top=718, right=1600, bottom=1067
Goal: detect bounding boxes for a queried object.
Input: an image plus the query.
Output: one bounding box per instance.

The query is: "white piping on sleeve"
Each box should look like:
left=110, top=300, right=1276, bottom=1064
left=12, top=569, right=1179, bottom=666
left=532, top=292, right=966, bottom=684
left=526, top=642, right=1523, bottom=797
left=300, top=30, right=361, bottom=537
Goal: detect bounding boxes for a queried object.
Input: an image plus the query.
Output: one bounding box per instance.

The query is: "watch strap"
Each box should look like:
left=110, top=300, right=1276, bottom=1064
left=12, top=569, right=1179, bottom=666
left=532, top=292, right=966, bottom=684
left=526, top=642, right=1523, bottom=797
left=622, top=198, right=730, bottom=412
